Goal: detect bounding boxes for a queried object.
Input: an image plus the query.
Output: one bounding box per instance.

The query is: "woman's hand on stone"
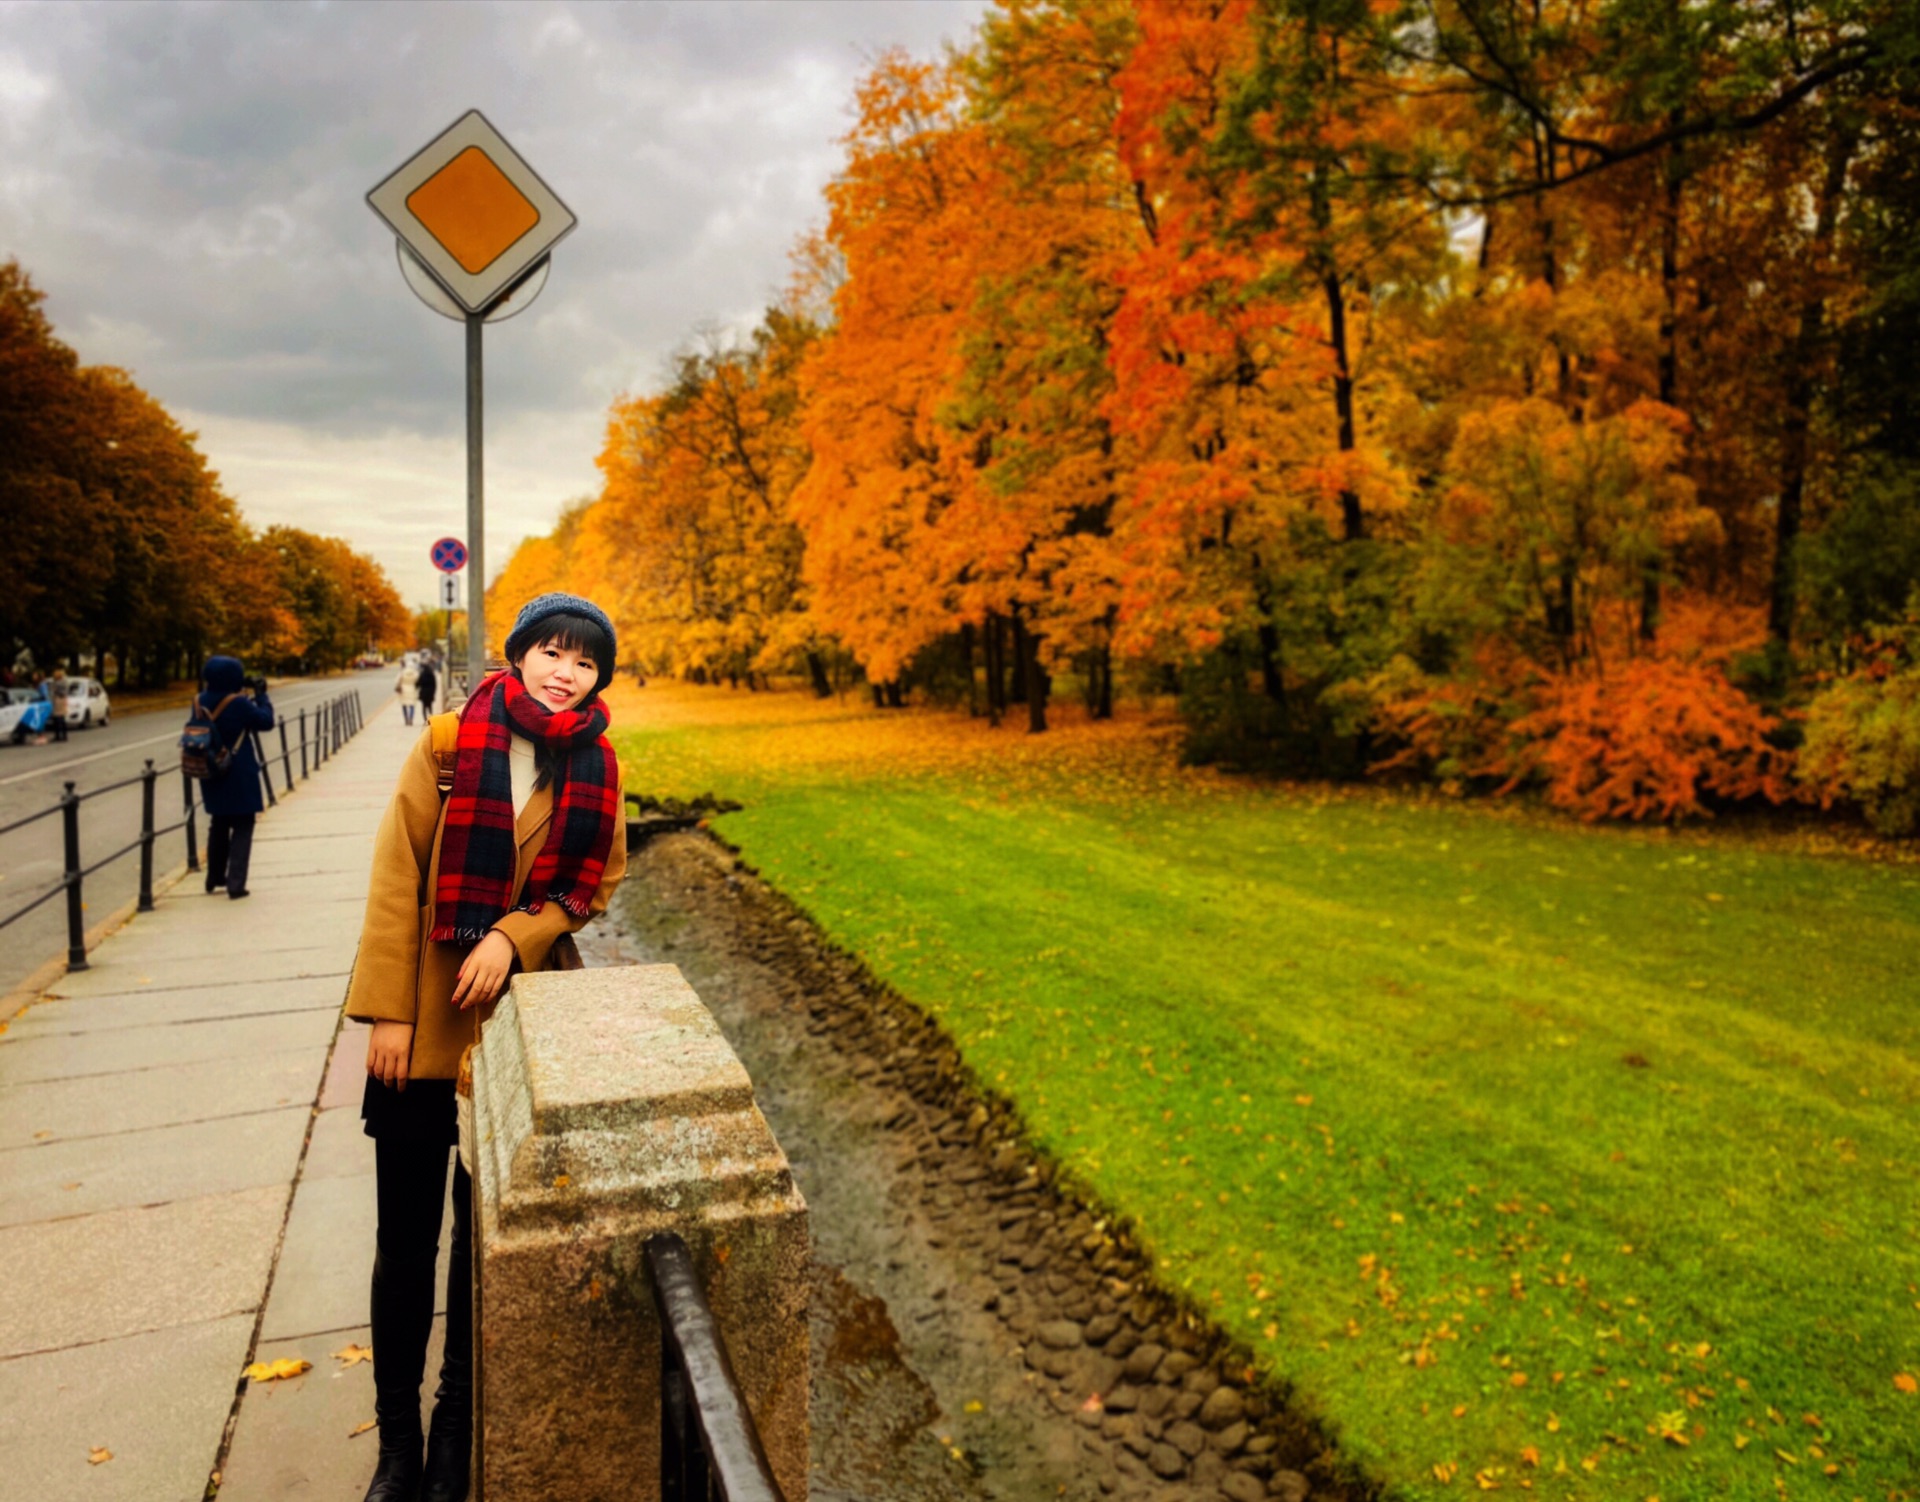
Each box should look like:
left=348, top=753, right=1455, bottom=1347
left=453, top=929, right=517, bottom=1010
left=367, top=1021, right=414, bottom=1092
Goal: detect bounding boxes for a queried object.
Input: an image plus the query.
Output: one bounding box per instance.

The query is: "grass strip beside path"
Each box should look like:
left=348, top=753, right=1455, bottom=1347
left=606, top=682, right=1920, bottom=1500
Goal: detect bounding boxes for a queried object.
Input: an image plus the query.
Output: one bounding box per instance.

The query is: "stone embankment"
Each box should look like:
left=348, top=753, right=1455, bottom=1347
left=582, top=830, right=1359, bottom=1502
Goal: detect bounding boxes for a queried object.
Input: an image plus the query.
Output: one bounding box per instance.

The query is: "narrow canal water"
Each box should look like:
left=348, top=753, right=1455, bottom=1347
left=577, top=832, right=1346, bottom=1502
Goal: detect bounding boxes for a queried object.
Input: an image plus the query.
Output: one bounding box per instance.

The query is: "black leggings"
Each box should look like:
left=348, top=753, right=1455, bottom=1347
left=373, top=1130, right=471, bottom=1388
left=206, top=814, right=255, bottom=894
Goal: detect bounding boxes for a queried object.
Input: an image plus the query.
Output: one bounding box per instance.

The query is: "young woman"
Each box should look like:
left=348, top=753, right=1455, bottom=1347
left=345, top=593, right=627, bottom=1502
left=195, top=656, right=274, bottom=898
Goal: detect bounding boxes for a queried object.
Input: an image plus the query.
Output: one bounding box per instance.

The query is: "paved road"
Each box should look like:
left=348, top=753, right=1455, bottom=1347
left=0, top=669, right=396, bottom=1001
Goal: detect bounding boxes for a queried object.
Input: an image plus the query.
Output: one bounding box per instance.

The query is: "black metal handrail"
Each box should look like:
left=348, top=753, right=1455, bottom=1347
left=646, top=1232, right=787, bottom=1502
left=0, top=688, right=365, bottom=970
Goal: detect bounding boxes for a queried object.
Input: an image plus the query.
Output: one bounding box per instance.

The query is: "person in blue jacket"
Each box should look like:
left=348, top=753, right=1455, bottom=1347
left=196, top=656, right=275, bottom=899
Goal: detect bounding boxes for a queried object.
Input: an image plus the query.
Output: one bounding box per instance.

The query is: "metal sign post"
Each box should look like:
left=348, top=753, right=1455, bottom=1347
left=440, top=573, right=461, bottom=706
left=369, top=111, right=577, bottom=697
left=431, top=539, right=467, bottom=706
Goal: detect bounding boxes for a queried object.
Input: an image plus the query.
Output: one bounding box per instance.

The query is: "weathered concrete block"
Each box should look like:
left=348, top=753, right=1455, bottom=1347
left=465, top=963, right=809, bottom=1501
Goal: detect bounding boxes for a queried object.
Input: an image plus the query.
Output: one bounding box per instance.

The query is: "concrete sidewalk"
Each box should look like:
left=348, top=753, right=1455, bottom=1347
left=0, top=700, right=443, bottom=1502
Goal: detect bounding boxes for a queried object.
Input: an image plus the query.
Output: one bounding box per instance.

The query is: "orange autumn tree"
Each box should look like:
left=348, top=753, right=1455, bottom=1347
left=484, top=0, right=1910, bottom=828
left=586, top=311, right=825, bottom=688
left=952, top=0, right=1150, bottom=722
left=790, top=56, right=986, bottom=702
left=1085, top=0, right=1431, bottom=768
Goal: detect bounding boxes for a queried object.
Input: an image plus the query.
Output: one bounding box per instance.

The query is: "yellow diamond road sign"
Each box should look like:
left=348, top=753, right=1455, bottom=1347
left=368, top=110, right=575, bottom=316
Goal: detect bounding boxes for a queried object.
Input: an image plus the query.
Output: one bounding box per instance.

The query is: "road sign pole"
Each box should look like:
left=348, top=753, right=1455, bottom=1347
left=466, top=312, right=486, bottom=698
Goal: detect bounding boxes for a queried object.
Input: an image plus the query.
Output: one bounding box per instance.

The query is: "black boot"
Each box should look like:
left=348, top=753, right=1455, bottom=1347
left=420, top=1353, right=471, bottom=1501
left=365, top=1248, right=435, bottom=1502
left=423, top=1160, right=474, bottom=1502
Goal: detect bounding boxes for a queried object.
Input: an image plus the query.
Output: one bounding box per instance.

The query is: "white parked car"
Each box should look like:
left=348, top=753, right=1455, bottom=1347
left=52, top=677, right=111, bottom=729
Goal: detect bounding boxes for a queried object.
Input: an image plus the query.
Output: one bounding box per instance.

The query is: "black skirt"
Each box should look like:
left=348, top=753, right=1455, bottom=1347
left=360, top=1074, right=459, bottom=1147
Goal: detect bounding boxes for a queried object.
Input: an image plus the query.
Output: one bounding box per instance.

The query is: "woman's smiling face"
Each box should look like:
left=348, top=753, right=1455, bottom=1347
left=516, top=636, right=600, bottom=713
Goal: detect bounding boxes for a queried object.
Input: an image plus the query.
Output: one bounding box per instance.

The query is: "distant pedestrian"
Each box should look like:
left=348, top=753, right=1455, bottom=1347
left=45, top=666, right=70, bottom=743
left=194, top=656, right=274, bottom=899
left=415, top=657, right=438, bottom=717
left=394, top=660, right=420, bottom=726
left=346, top=593, right=626, bottom=1502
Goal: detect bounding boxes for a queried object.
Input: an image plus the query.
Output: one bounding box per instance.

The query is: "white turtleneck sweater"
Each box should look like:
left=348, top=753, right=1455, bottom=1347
left=509, top=735, right=536, bottom=821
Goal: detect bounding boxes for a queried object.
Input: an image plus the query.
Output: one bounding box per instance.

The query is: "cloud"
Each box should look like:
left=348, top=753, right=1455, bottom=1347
left=0, top=0, right=988, bottom=607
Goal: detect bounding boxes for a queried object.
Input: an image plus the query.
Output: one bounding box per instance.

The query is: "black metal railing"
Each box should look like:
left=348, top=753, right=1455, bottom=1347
left=0, top=688, right=365, bottom=971
left=646, top=1232, right=787, bottom=1502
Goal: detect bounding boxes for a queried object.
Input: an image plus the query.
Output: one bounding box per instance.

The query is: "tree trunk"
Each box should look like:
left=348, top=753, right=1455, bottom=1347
left=1020, top=621, right=1049, bottom=733
left=1009, top=614, right=1029, bottom=705
left=884, top=679, right=904, bottom=710
left=1309, top=166, right=1364, bottom=542
left=805, top=650, right=832, bottom=698
left=870, top=682, right=886, bottom=709
left=962, top=623, right=980, bottom=718
left=1768, top=123, right=1858, bottom=654
left=1083, top=644, right=1114, bottom=720
left=984, top=613, right=1005, bottom=727
left=1323, top=270, right=1364, bottom=542
left=1645, top=133, right=1684, bottom=645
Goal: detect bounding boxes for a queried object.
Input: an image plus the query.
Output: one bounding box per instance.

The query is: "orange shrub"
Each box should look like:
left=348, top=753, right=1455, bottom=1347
left=1371, top=600, right=1801, bottom=821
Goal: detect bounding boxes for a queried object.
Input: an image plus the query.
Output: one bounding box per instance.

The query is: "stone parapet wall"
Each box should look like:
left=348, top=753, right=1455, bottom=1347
left=465, top=963, right=809, bottom=1501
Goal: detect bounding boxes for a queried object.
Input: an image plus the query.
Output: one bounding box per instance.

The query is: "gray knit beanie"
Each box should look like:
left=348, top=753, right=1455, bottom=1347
left=503, top=592, right=617, bottom=666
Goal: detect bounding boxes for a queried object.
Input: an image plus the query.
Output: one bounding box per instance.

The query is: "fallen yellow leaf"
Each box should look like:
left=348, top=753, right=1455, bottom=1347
left=348, top=1420, right=377, bottom=1438
left=333, top=1343, right=372, bottom=1367
left=244, top=1358, right=311, bottom=1383
left=88, top=1447, right=112, bottom=1466
left=1895, top=1373, right=1918, bottom=1395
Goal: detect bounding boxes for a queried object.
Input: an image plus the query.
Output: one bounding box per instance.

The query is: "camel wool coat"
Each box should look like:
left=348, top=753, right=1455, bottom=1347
left=344, top=713, right=628, bottom=1080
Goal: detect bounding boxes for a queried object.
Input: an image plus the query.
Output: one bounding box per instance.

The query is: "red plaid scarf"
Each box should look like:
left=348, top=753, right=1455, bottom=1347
left=429, top=671, right=619, bottom=944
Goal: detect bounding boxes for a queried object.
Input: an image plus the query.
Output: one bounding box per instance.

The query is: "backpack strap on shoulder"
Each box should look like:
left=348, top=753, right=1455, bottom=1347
left=429, top=712, right=460, bottom=796
left=193, top=693, right=242, bottom=737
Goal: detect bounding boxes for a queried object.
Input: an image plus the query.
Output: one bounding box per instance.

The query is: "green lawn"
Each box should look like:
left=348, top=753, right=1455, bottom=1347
left=608, top=683, right=1920, bottom=1500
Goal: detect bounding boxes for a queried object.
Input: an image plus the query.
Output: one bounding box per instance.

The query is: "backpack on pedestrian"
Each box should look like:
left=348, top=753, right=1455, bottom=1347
left=180, top=693, right=242, bottom=780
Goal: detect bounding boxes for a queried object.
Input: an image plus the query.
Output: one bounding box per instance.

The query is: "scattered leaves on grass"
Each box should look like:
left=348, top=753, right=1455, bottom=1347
left=1433, top=1461, right=1458, bottom=1483
left=87, top=1447, right=111, bottom=1465
left=1895, top=1373, right=1917, bottom=1395
left=244, top=1358, right=310, bottom=1383
left=332, top=1343, right=372, bottom=1368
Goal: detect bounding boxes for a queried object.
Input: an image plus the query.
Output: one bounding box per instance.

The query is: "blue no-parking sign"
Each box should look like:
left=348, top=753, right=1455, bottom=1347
left=431, top=537, right=468, bottom=574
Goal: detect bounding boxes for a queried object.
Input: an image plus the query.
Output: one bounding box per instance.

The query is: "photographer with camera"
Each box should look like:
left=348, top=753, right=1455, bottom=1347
left=194, top=655, right=275, bottom=899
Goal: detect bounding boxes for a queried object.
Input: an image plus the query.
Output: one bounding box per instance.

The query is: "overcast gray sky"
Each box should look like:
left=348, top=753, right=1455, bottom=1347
left=0, top=0, right=988, bottom=609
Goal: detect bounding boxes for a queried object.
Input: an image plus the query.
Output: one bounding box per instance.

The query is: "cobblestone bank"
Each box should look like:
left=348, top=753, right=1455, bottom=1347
left=581, top=830, right=1362, bottom=1502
